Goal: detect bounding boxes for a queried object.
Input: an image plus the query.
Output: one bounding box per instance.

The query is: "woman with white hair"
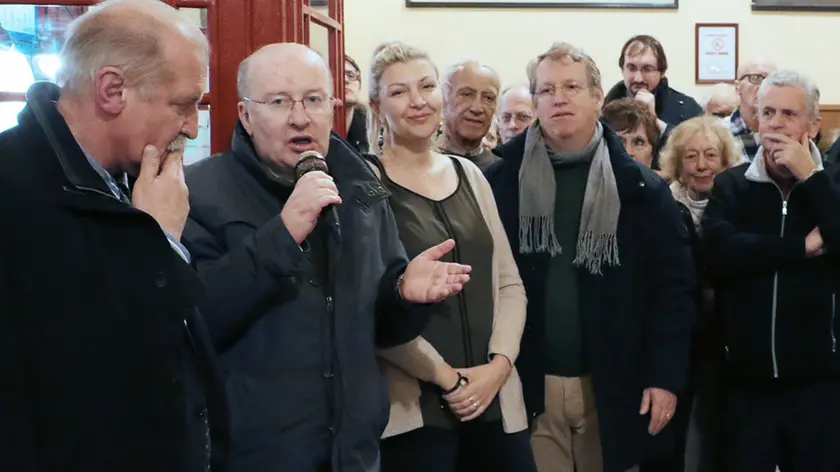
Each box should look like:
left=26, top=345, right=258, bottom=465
left=652, top=115, right=741, bottom=472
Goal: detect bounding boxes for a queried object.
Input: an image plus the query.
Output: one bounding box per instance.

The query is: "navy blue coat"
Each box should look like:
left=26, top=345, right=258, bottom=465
left=183, top=124, right=430, bottom=472
left=0, top=82, right=228, bottom=472
left=484, top=124, right=696, bottom=471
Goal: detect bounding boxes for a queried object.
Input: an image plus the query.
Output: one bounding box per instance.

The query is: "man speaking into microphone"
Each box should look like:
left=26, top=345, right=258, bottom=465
left=182, top=43, right=472, bottom=472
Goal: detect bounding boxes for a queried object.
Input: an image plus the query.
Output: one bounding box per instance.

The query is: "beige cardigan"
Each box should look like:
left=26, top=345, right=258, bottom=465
left=373, top=156, right=529, bottom=439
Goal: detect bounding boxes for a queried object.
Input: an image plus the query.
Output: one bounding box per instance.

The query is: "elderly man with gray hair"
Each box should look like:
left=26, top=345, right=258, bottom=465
left=702, top=69, right=840, bottom=472
left=725, top=58, right=778, bottom=162
left=437, top=58, right=502, bottom=169
left=486, top=42, right=695, bottom=472
left=0, top=1, right=234, bottom=471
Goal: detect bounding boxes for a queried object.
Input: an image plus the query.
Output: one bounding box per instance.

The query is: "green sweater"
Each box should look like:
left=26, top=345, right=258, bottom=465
left=544, top=146, right=596, bottom=377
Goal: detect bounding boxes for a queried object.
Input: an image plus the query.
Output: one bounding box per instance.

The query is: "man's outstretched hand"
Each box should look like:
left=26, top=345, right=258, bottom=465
left=399, top=239, right=472, bottom=304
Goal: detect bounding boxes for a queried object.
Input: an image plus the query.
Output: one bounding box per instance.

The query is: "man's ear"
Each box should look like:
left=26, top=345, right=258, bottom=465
left=238, top=101, right=254, bottom=135
left=809, top=116, right=822, bottom=140
left=95, top=66, right=127, bottom=116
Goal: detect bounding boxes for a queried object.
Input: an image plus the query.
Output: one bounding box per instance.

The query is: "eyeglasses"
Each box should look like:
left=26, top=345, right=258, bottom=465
left=500, top=112, right=535, bottom=124
left=345, top=69, right=361, bottom=82
left=536, top=82, right=588, bottom=100
left=242, top=93, right=334, bottom=115
left=624, top=64, right=659, bottom=75
left=739, top=73, right=767, bottom=85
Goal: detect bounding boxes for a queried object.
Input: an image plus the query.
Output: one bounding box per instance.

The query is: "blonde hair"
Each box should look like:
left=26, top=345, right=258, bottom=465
left=58, top=0, right=208, bottom=99
left=366, top=40, right=437, bottom=155
left=659, top=116, right=741, bottom=182
left=527, top=42, right=602, bottom=95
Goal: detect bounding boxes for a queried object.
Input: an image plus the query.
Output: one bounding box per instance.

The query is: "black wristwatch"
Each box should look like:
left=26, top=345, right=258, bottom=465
left=442, top=373, right=468, bottom=395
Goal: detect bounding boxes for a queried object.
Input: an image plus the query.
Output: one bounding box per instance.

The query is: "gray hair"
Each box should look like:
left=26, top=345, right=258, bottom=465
left=757, top=69, right=820, bottom=119
left=58, top=0, right=208, bottom=98
left=441, top=58, right=501, bottom=98
left=704, top=82, right=739, bottom=108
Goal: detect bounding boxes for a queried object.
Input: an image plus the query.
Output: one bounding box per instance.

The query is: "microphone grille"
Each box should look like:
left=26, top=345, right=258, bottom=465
left=294, top=150, right=328, bottom=181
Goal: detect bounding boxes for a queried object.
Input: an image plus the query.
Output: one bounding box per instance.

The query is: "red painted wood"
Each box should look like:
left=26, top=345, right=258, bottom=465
left=0, top=92, right=25, bottom=102
left=211, top=0, right=250, bottom=152
left=175, top=0, right=213, bottom=7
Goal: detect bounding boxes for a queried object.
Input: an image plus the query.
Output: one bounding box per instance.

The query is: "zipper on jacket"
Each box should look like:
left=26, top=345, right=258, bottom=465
left=770, top=193, right=788, bottom=378
left=63, top=184, right=122, bottom=202
left=831, top=293, right=837, bottom=353
left=435, top=202, right=474, bottom=368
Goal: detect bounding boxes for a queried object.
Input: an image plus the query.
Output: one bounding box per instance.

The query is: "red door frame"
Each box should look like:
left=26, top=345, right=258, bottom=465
left=0, top=0, right=346, bottom=153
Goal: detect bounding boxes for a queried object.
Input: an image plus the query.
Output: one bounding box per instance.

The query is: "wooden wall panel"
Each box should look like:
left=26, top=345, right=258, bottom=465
left=819, top=105, right=840, bottom=151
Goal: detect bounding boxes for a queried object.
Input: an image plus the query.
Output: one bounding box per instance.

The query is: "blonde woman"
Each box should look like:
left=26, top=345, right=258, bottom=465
left=655, top=115, right=740, bottom=472
left=365, top=41, right=535, bottom=472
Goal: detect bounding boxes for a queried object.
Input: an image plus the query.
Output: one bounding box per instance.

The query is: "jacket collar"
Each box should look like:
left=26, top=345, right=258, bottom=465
left=494, top=120, right=649, bottom=200
left=21, top=81, right=119, bottom=199
left=230, top=120, right=387, bottom=199
left=745, top=140, right=824, bottom=184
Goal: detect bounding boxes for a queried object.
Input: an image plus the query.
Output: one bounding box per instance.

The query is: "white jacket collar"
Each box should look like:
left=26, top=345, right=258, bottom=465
left=745, top=140, right=823, bottom=184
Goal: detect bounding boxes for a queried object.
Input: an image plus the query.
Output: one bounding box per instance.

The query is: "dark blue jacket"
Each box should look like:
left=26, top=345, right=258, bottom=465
left=0, top=82, right=228, bottom=472
left=183, top=124, right=429, bottom=472
left=485, top=124, right=696, bottom=471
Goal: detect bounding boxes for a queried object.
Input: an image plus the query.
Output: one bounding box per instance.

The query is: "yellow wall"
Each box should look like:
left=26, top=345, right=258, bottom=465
left=344, top=0, right=840, bottom=104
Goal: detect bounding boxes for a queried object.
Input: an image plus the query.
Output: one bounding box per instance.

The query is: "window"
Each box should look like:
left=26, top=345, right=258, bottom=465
left=0, top=2, right=213, bottom=163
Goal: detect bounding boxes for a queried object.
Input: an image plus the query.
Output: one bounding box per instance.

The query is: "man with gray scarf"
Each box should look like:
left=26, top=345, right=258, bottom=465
left=484, top=42, right=695, bottom=472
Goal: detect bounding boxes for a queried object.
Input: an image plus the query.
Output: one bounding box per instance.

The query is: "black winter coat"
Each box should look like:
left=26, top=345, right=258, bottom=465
left=701, top=158, right=840, bottom=380
left=182, top=123, right=430, bottom=472
left=0, top=82, right=229, bottom=472
left=605, top=78, right=703, bottom=130
left=485, top=124, right=696, bottom=471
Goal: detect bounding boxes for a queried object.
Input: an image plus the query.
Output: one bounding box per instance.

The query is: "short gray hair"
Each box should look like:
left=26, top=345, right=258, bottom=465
left=757, top=69, right=820, bottom=119
left=58, top=0, right=208, bottom=98
left=441, top=59, right=501, bottom=98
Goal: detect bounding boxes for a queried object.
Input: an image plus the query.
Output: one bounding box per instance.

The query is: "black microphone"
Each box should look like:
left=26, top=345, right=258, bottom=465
left=294, top=150, right=341, bottom=241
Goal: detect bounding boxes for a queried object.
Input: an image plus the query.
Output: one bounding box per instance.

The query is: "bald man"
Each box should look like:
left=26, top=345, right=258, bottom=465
left=182, top=43, right=472, bottom=472
left=0, top=1, right=230, bottom=471
left=497, top=85, right=535, bottom=144
left=704, top=82, right=740, bottom=119
left=726, top=58, right=777, bottom=162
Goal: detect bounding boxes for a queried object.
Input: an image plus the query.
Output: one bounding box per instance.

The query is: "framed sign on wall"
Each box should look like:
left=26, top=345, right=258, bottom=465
left=695, top=23, right=739, bottom=84
left=406, top=0, right=677, bottom=8
left=752, top=0, right=840, bottom=11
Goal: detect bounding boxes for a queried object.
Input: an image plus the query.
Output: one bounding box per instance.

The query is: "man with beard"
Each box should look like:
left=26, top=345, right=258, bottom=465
left=725, top=58, right=777, bottom=163
left=605, top=35, right=702, bottom=144
left=437, top=59, right=502, bottom=170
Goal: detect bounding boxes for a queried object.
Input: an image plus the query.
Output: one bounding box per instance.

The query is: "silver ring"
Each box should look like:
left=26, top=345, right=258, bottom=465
left=472, top=401, right=479, bottom=410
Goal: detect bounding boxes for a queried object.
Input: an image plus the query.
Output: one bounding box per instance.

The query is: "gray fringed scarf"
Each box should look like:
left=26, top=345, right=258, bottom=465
left=518, top=120, right=621, bottom=274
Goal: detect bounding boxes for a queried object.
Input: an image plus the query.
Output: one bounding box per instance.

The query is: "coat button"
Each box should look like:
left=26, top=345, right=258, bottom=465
left=154, top=271, right=167, bottom=288
left=196, top=407, right=207, bottom=418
